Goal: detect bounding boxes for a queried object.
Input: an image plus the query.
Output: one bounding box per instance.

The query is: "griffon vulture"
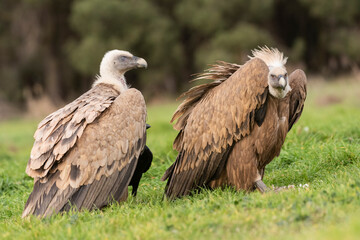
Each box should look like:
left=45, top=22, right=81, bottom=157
left=22, top=50, right=152, bottom=217
left=162, top=47, right=307, bottom=199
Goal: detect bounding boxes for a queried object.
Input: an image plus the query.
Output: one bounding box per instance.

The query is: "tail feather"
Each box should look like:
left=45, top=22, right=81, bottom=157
left=22, top=171, right=61, bottom=218
left=163, top=149, right=232, bottom=200
left=22, top=157, right=139, bottom=218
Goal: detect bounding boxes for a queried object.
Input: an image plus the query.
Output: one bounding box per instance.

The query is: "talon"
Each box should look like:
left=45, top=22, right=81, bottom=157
left=255, top=180, right=270, bottom=193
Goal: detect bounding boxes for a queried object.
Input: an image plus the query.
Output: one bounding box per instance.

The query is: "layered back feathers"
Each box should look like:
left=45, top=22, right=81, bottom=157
left=27, top=84, right=119, bottom=181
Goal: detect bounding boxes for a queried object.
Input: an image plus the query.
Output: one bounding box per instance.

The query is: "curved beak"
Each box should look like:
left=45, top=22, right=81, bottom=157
left=133, top=56, right=147, bottom=69
left=278, top=77, right=286, bottom=90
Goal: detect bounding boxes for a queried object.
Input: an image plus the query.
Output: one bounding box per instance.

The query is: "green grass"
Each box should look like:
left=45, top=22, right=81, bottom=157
left=0, top=80, right=360, bottom=239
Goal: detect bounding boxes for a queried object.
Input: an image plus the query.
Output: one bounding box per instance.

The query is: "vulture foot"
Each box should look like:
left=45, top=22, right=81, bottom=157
left=272, top=184, right=297, bottom=193
left=255, top=180, right=270, bottom=193
left=272, top=186, right=287, bottom=193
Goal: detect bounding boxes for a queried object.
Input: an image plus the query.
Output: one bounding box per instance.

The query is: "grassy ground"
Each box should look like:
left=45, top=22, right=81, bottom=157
left=0, top=79, right=360, bottom=239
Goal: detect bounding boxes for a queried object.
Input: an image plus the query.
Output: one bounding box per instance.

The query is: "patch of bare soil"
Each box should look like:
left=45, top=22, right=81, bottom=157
left=316, top=95, right=343, bottom=107
left=0, top=99, right=21, bottom=121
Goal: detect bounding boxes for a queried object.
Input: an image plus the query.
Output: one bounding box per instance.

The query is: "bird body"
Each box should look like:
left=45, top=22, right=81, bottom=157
left=208, top=92, right=290, bottom=190
left=163, top=47, right=307, bottom=199
left=23, top=50, right=152, bottom=217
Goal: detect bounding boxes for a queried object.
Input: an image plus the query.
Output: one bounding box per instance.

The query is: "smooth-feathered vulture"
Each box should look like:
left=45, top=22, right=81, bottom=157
left=22, top=50, right=152, bottom=217
left=162, top=47, right=307, bottom=199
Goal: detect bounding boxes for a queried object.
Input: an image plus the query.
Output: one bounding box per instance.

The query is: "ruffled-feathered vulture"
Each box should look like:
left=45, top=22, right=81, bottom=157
left=22, top=50, right=152, bottom=217
left=162, top=47, right=307, bottom=199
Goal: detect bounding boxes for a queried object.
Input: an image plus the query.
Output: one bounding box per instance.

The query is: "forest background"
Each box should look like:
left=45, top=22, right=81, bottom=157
left=1, top=0, right=360, bottom=113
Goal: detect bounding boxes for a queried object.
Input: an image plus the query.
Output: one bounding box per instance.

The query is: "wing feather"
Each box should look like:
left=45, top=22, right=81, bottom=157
left=171, top=61, right=241, bottom=131
left=27, top=84, right=119, bottom=179
left=164, top=58, right=269, bottom=199
left=23, top=88, right=147, bottom=217
left=288, top=69, right=307, bottom=131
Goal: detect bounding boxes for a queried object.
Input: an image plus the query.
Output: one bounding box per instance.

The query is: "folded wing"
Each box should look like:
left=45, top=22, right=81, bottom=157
left=22, top=87, right=147, bottom=217
left=288, top=69, right=307, bottom=131
left=163, top=58, right=269, bottom=199
left=27, top=84, right=119, bottom=179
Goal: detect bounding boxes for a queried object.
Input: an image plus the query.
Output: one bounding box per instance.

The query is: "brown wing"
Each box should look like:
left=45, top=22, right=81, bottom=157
left=171, top=61, right=241, bottom=132
left=22, top=88, right=147, bottom=217
left=288, top=69, right=307, bottom=131
left=27, top=83, right=119, bottom=179
left=163, top=58, right=269, bottom=199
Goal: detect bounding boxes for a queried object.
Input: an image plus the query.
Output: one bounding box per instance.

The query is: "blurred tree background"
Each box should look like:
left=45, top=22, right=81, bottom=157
left=0, top=0, right=359, bottom=108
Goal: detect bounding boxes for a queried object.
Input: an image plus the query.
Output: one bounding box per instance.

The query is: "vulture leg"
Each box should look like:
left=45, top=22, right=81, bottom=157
left=255, top=180, right=270, bottom=193
left=224, top=141, right=261, bottom=191
left=254, top=170, right=270, bottom=193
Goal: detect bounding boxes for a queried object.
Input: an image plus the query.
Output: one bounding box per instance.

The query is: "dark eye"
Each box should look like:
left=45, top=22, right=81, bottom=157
left=284, top=73, right=288, bottom=78
left=270, top=74, right=276, bottom=79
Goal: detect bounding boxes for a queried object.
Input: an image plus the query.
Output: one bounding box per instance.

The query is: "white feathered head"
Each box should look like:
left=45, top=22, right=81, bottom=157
left=249, top=46, right=291, bottom=98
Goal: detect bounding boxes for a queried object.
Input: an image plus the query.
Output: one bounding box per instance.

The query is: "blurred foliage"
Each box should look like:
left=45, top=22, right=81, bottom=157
left=0, top=0, right=359, bottom=105
left=300, top=0, right=360, bottom=23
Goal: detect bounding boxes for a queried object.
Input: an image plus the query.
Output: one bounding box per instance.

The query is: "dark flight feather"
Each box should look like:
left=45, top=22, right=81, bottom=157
left=129, top=145, right=153, bottom=196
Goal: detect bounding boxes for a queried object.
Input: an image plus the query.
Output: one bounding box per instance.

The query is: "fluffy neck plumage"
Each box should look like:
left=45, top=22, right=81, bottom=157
left=249, top=46, right=288, bottom=68
left=93, top=74, right=128, bottom=93
left=93, top=59, right=128, bottom=93
left=250, top=46, right=291, bottom=98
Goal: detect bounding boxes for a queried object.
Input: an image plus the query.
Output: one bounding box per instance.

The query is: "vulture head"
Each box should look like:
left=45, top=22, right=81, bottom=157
left=250, top=46, right=291, bottom=99
left=94, top=50, right=147, bottom=92
left=100, top=50, right=147, bottom=76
